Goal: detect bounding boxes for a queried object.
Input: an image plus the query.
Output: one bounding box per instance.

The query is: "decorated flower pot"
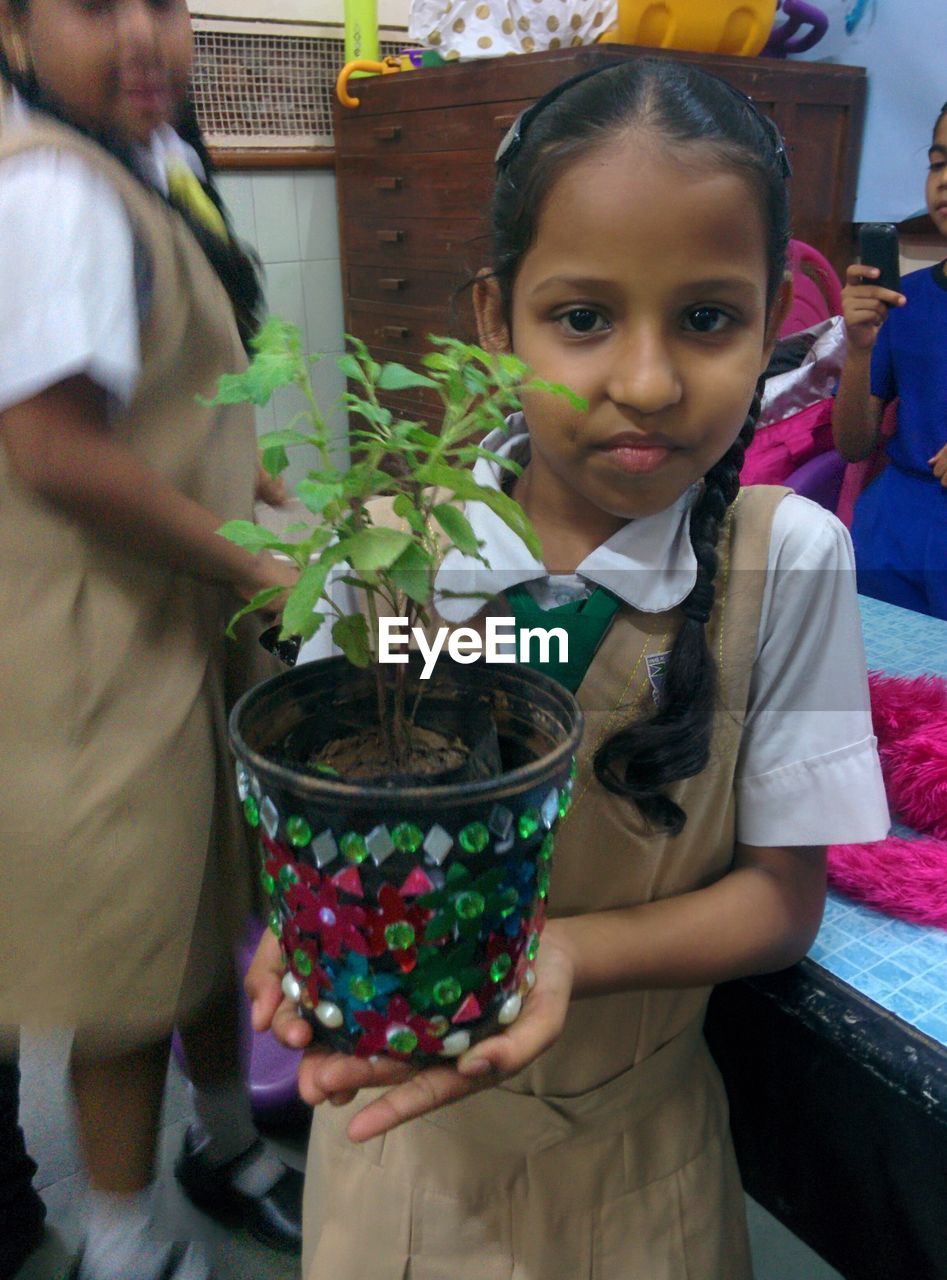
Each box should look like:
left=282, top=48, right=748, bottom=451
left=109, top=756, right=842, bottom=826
left=229, top=655, right=582, bottom=1063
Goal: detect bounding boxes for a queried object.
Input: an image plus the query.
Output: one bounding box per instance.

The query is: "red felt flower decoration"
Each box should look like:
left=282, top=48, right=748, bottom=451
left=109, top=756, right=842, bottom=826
left=284, top=879, right=368, bottom=959
left=353, top=995, right=444, bottom=1058
left=364, top=884, right=430, bottom=973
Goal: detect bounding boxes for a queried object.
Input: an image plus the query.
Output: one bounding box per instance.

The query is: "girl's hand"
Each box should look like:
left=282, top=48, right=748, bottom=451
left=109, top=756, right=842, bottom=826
left=842, top=264, right=906, bottom=352
left=249, top=921, right=577, bottom=1144
left=255, top=461, right=288, bottom=507
left=244, top=927, right=314, bottom=1050
left=239, top=550, right=298, bottom=617
left=930, top=443, right=947, bottom=486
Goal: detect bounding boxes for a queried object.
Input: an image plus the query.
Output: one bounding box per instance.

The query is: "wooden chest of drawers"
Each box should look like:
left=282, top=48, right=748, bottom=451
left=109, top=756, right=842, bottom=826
left=334, top=45, right=866, bottom=419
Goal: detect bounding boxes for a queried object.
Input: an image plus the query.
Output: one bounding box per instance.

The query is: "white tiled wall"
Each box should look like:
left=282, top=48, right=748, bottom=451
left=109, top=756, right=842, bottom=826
left=216, top=169, right=348, bottom=491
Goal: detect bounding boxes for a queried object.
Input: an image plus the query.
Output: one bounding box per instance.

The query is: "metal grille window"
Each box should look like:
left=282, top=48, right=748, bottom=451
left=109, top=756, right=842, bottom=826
left=191, top=24, right=407, bottom=148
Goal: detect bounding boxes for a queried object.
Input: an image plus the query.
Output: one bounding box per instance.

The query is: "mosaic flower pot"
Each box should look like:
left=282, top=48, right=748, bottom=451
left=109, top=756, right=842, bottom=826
left=230, top=655, right=582, bottom=1063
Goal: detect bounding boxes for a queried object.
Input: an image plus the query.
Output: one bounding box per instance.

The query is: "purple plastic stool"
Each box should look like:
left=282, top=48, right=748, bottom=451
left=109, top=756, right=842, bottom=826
left=172, top=918, right=304, bottom=1124
left=784, top=449, right=847, bottom=514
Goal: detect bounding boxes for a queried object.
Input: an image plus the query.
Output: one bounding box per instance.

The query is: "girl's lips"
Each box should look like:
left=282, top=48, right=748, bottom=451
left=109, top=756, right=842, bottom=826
left=600, top=443, right=672, bottom=475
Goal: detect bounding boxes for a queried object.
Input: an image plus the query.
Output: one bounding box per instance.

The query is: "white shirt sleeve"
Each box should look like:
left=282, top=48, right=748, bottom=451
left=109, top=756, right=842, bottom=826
left=0, top=150, right=140, bottom=413
left=735, top=493, right=890, bottom=846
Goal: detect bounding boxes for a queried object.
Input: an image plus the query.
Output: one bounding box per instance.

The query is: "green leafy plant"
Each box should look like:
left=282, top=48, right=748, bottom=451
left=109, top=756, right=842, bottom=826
left=210, top=317, right=584, bottom=770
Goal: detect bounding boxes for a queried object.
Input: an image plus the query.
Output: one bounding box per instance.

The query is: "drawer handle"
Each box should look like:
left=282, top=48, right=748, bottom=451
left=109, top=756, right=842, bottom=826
left=373, top=125, right=402, bottom=142
left=377, top=229, right=405, bottom=243
left=374, top=176, right=403, bottom=191
left=381, top=325, right=411, bottom=339
left=379, top=278, right=407, bottom=292
left=494, top=113, right=517, bottom=129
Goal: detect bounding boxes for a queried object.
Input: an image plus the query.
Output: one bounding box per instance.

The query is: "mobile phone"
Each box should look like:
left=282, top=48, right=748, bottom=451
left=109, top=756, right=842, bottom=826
left=858, top=222, right=901, bottom=294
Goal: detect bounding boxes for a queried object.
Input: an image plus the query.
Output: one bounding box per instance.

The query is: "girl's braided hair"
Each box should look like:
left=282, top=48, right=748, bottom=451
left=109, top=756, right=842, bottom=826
left=490, top=58, right=791, bottom=835
left=0, top=13, right=263, bottom=350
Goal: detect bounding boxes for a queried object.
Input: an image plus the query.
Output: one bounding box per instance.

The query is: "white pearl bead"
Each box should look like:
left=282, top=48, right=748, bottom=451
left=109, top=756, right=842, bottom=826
left=282, top=972, right=302, bottom=1003
left=315, top=1001, right=344, bottom=1029
left=498, top=993, right=523, bottom=1026
left=438, top=1030, right=471, bottom=1058
left=524, top=967, right=536, bottom=991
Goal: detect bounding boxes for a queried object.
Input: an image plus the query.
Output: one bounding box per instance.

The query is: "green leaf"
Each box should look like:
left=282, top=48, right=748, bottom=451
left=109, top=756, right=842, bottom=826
left=415, top=464, right=541, bottom=559
left=332, top=613, right=372, bottom=667
left=528, top=378, right=588, bottom=411
left=258, top=428, right=319, bottom=452
left=296, top=477, right=345, bottom=514
left=431, top=503, right=481, bottom=557
left=337, top=526, right=413, bottom=574
left=260, top=445, right=289, bottom=478
left=225, top=587, right=283, bottom=639
left=337, top=353, right=365, bottom=383
left=280, top=560, right=333, bottom=639
left=392, top=493, right=428, bottom=535
left=217, top=520, right=286, bottom=553
left=341, top=465, right=393, bottom=499
left=376, top=362, right=438, bottom=391
left=388, top=541, right=434, bottom=605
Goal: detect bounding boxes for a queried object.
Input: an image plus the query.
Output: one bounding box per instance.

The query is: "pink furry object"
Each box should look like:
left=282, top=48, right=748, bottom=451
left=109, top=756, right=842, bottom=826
left=867, top=671, right=947, bottom=750
left=828, top=835, right=947, bottom=929
left=826, top=671, right=947, bottom=928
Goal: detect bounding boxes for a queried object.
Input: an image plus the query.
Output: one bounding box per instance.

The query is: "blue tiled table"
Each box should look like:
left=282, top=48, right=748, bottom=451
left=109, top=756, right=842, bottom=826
left=705, top=595, right=947, bottom=1280
left=809, top=596, right=947, bottom=1046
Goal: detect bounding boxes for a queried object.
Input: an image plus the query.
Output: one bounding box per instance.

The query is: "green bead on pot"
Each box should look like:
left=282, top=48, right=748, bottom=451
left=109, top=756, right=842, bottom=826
left=386, top=1026, right=418, bottom=1055
left=278, top=864, right=298, bottom=889
left=527, top=931, right=541, bottom=961
left=517, top=809, right=540, bottom=840
left=340, top=832, right=368, bottom=865
left=349, top=975, right=376, bottom=1002
left=558, top=790, right=572, bottom=819
left=433, top=977, right=462, bottom=1007
left=539, top=833, right=554, bottom=862
left=385, top=921, right=415, bottom=950
left=458, top=822, right=490, bottom=854
left=490, top=953, right=512, bottom=983
left=293, top=949, right=313, bottom=977
left=392, top=822, right=423, bottom=853
left=268, top=912, right=281, bottom=937
left=243, top=796, right=260, bottom=827
left=454, top=890, right=485, bottom=920
left=260, top=870, right=275, bottom=897
left=286, top=815, right=312, bottom=848
left=537, top=865, right=551, bottom=899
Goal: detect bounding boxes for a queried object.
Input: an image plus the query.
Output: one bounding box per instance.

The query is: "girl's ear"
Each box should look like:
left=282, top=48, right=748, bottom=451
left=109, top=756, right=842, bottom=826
left=759, top=273, right=794, bottom=373
left=473, top=271, right=512, bottom=353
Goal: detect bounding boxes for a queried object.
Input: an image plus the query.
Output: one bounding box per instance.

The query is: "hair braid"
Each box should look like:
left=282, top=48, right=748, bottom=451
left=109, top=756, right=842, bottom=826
left=593, top=381, right=763, bottom=835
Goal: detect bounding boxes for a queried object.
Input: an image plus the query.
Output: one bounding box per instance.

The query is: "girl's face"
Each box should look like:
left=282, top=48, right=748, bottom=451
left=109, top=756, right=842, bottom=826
left=7, top=0, right=192, bottom=144
left=477, top=130, right=788, bottom=538
left=926, top=113, right=947, bottom=238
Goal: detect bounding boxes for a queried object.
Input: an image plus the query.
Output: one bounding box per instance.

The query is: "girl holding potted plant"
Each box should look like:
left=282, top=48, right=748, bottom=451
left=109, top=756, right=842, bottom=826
left=0, top=1, right=305, bottom=1276
left=248, top=59, right=890, bottom=1279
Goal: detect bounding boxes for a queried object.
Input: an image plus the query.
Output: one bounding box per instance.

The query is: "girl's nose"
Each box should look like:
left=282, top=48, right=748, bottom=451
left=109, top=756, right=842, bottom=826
left=116, top=0, right=161, bottom=51
left=606, top=329, right=682, bottom=415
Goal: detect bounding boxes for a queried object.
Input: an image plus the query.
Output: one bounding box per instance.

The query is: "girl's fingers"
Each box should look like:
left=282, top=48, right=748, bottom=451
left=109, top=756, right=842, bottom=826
left=271, top=998, right=314, bottom=1050
left=346, top=1065, right=483, bottom=1143
left=297, top=1047, right=414, bottom=1105
left=244, top=930, right=286, bottom=1033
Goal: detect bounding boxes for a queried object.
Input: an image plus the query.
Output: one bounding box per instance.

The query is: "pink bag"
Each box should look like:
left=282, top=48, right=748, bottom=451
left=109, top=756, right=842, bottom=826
left=741, top=396, right=835, bottom=485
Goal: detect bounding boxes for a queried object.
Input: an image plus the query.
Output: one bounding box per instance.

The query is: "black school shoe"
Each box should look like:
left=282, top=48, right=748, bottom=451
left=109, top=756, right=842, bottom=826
left=174, top=1127, right=303, bottom=1255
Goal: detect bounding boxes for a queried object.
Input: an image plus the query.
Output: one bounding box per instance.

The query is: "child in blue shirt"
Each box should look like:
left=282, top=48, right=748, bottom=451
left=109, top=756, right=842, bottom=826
left=833, top=101, right=947, bottom=619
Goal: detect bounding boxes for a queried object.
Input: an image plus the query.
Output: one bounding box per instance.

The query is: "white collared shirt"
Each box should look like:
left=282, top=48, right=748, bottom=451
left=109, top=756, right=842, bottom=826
left=0, top=91, right=205, bottom=413
left=299, top=422, right=890, bottom=848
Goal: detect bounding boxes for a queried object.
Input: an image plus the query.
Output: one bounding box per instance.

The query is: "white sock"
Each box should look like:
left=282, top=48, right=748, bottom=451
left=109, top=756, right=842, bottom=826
left=189, top=1079, right=286, bottom=1196
left=80, top=1187, right=211, bottom=1280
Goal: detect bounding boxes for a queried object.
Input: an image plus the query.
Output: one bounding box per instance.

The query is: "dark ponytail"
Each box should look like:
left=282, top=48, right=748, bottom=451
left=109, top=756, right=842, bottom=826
left=1, top=42, right=263, bottom=350
left=593, top=381, right=763, bottom=835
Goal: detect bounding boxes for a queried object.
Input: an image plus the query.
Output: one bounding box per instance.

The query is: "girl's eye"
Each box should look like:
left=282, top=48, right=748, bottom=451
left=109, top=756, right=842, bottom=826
left=557, top=308, right=608, bottom=336
left=929, top=161, right=945, bottom=173
left=683, top=306, right=730, bottom=334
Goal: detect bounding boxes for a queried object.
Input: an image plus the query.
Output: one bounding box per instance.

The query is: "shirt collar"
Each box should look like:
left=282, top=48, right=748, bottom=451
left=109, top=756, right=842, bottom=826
left=433, top=415, right=699, bottom=622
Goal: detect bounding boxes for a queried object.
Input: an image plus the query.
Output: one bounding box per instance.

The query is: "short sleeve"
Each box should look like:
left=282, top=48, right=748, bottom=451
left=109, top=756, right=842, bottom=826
left=735, top=494, right=889, bottom=846
left=869, top=312, right=896, bottom=403
left=0, top=150, right=140, bottom=413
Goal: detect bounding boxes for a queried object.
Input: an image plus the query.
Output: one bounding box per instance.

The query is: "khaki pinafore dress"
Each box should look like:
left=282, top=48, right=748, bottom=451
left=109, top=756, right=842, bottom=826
left=302, top=485, right=787, bottom=1280
left=0, top=117, right=274, bottom=1043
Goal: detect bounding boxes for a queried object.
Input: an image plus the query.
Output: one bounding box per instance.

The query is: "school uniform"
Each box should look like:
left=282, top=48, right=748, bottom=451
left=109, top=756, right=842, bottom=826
left=0, top=108, right=274, bottom=1042
left=852, top=263, right=947, bottom=619
left=297, top=429, right=888, bottom=1278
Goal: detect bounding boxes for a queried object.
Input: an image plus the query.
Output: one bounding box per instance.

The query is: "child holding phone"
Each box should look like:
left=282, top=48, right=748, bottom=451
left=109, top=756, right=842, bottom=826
left=833, top=103, right=947, bottom=619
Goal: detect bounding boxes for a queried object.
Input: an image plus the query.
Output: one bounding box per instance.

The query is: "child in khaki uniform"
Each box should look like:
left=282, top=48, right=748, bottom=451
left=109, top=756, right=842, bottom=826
left=0, top=1, right=304, bottom=1276
left=248, top=60, right=890, bottom=1278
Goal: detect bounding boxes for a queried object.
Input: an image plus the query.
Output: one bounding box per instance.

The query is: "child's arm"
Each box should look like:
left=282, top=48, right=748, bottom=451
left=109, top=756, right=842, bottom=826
left=832, top=264, right=903, bottom=462
left=0, top=374, right=296, bottom=603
